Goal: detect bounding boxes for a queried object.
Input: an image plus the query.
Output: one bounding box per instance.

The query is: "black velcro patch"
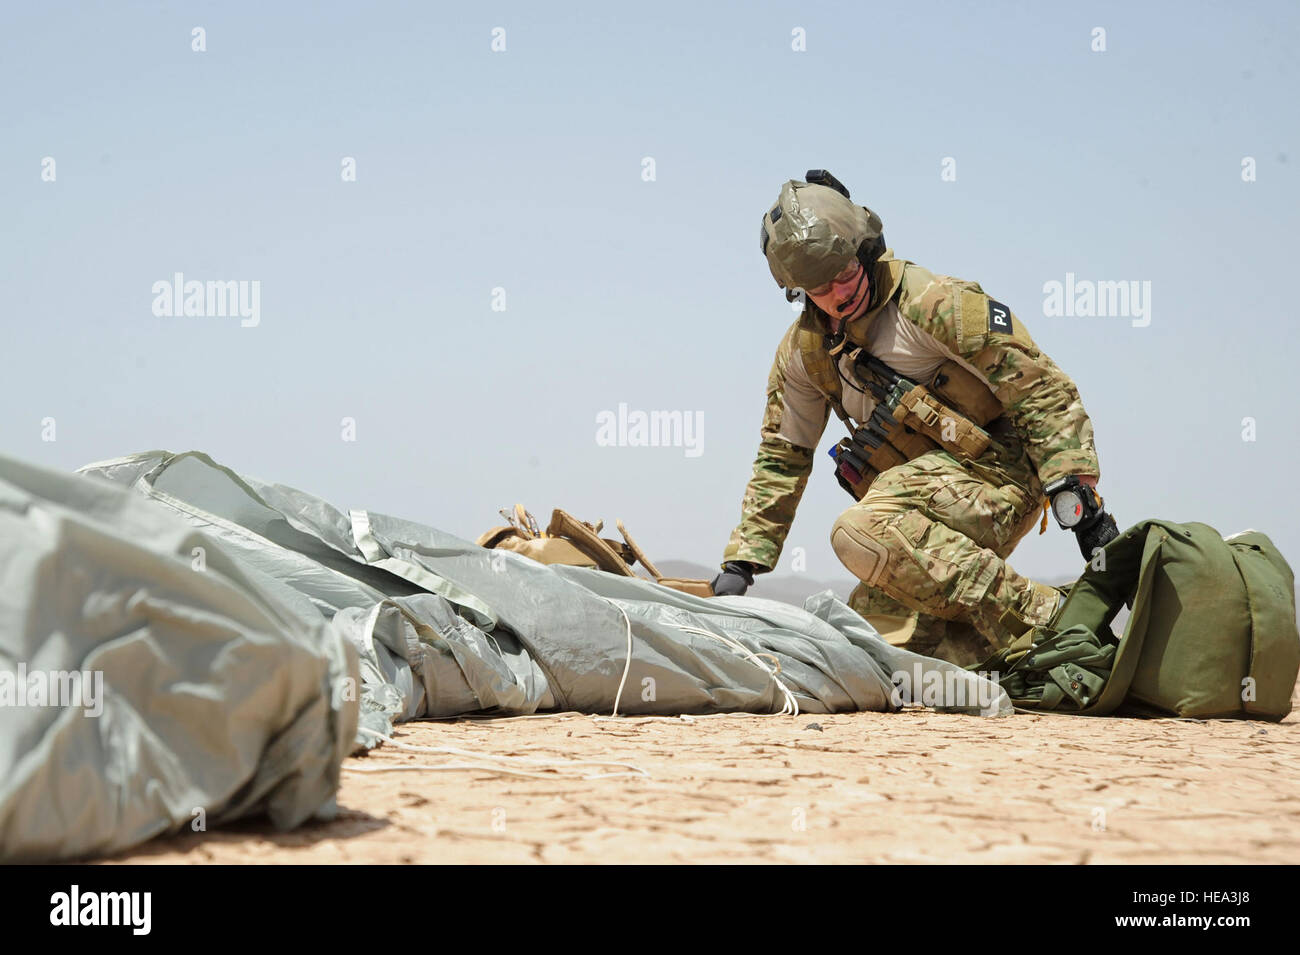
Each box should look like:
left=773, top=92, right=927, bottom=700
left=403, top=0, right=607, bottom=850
left=987, top=299, right=1012, bottom=333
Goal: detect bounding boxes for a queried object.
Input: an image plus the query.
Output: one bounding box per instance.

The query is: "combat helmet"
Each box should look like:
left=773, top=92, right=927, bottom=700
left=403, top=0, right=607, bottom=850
left=759, top=170, right=885, bottom=303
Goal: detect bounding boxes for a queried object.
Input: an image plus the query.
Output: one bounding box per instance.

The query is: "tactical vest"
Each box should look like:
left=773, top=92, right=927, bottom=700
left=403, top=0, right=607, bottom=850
left=794, top=259, right=1004, bottom=499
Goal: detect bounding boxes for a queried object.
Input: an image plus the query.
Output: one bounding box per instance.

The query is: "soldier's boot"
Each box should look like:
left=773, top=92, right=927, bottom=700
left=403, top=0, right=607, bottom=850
left=932, top=619, right=996, bottom=669
left=847, top=582, right=949, bottom=655
left=848, top=582, right=993, bottom=667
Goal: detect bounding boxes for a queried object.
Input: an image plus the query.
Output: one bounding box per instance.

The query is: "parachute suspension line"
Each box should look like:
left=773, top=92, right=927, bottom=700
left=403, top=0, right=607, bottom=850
left=607, top=599, right=635, bottom=718
left=674, top=625, right=800, bottom=718
left=343, top=762, right=569, bottom=781
left=597, top=600, right=798, bottom=720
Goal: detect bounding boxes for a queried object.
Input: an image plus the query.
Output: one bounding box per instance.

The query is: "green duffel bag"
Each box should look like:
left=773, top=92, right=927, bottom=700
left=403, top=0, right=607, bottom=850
left=981, top=520, right=1299, bottom=719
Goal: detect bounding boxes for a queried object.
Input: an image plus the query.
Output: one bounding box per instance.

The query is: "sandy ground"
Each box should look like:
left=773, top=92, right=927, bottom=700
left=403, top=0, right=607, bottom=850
left=112, top=696, right=1300, bottom=865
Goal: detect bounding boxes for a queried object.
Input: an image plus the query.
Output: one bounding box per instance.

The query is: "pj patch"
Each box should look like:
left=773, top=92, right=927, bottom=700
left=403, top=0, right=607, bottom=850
left=987, top=299, right=1012, bottom=334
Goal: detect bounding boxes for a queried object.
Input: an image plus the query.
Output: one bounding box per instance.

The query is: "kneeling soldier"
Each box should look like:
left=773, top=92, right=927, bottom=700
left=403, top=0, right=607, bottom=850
left=713, top=170, right=1118, bottom=663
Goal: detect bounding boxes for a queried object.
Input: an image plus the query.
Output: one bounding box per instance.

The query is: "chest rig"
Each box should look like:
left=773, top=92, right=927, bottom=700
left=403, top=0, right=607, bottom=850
left=794, top=274, right=1004, bottom=499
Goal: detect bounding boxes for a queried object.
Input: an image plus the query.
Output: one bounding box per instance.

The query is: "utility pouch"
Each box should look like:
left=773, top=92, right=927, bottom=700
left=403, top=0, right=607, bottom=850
left=831, top=438, right=879, bottom=499
left=929, top=358, right=1003, bottom=426
left=891, top=383, right=992, bottom=460
left=831, top=412, right=943, bottom=501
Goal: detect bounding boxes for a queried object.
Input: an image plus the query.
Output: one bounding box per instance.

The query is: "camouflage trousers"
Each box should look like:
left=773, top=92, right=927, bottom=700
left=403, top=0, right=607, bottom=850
left=830, top=419, right=1061, bottom=666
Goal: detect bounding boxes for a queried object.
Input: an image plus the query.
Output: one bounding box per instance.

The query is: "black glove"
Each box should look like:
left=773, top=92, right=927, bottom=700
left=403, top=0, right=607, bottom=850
left=710, top=560, right=757, bottom=597
left=1076, top=511, right=1120, bottom=561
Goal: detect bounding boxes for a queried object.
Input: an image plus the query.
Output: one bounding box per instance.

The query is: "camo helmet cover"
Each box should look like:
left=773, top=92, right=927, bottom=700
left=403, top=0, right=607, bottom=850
left=759, top=180, right=883, bottom=292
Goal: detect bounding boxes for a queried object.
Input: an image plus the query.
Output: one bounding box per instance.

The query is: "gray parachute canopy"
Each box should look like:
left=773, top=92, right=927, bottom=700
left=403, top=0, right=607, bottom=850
left=0, top=450, right=1007, bottom=861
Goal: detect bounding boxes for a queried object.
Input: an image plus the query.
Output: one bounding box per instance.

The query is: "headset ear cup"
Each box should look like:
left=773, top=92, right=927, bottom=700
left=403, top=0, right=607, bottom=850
left=855, top=234, right=886, bottom=310
left=856, top=235, right=885, bottom=271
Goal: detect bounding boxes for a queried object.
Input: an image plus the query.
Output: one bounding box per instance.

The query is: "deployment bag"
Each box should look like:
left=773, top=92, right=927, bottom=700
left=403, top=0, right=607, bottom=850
left=981, top=520, right=1299, bottom=719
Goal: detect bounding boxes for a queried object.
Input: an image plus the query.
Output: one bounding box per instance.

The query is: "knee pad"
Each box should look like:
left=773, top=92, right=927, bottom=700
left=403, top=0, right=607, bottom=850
left=831, top=514, right=891, bottom=587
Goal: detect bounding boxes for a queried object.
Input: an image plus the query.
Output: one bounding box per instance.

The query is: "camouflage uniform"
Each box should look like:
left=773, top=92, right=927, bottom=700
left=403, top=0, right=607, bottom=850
left=722, top=252, right=1100, bottom=657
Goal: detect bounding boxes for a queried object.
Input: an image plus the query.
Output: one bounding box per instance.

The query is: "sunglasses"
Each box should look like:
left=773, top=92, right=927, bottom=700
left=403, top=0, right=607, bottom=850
left=805, top=260, right=862, bottom=298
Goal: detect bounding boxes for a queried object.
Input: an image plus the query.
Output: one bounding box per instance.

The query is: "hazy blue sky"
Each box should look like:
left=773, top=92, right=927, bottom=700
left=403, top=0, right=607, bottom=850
left=3, top=1, right=1297, bottom=584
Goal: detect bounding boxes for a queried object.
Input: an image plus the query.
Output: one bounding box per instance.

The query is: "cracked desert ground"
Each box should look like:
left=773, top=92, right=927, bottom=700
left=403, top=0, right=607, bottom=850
left=111, top=689, right=1300, bottom=865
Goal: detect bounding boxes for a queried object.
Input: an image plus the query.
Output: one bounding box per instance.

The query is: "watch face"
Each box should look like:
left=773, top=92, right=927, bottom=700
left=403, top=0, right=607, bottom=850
left=1053, top=489, right=1085, bottom=527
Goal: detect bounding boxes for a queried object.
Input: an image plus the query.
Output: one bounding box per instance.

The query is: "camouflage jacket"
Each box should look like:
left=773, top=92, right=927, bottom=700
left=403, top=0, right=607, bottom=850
left=721, top=252, right=1100, bottom=573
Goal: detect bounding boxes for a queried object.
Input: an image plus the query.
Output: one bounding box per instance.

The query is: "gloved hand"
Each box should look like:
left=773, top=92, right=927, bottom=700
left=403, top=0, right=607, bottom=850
left=710, top=560, right=757, bottom=597
left=1076, top=511, right=1119, bottom=561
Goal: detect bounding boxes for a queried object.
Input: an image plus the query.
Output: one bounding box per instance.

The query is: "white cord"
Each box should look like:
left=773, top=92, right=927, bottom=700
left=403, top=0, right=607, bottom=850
left=674, top=625, right=801, bottom=717
left=373, top=599, right=796, bottom=727
left=599, top=599, right=798, bottom=718
left=355, top=726, right=647, bottom=776
left=425, top=712, right=734, bottom=724
left=344, top=763, right=567, bottom=780
left=343, top=763, right=646, bottom=781
left=608, top=600, right=634, bottom=718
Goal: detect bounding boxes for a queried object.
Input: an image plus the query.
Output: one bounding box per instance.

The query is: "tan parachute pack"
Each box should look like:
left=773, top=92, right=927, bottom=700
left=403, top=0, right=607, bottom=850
left=476, top=504, right=715, bottom=597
